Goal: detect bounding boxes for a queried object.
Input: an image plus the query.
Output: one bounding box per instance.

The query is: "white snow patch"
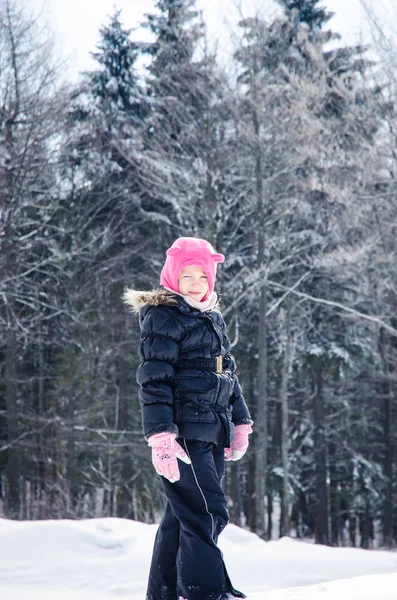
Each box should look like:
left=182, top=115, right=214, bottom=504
left=1, top=518, right=397, bottom=599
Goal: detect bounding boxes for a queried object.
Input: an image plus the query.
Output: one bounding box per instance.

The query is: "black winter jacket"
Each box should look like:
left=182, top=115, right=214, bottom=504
left=124, top=289, right=252, bottom=447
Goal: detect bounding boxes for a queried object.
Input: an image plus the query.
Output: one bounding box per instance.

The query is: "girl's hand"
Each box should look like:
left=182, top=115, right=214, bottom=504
left=148, top=432, right=190, bottom=483
left=224, top=424, right=253, bottom=461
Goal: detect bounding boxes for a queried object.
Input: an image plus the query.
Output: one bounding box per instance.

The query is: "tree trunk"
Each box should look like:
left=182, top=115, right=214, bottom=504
left=379, top=329, right=394, bottom=548
left=329, top=439, right=340, bottom=546
left=228, top=463, right=243, bottom=527
left=202, top=166, right=215, bottom=243
left=349, top=514, right=357, bottom=547
left=360, top=499, right=373, bottom=549
left=383, top=377, right=394, bottom=548
left=66, top=347, right=78, bottom=515
left=5, top=328, right=20, bottom=518
left=311, top=356, right=330, bottom=545
left=246, top=370, right=256, bottom=531
left=253, top=86, right=268, bottom=539
left=280, top=299, right=292, bottom=537
left=116, top=334, right=135, bottom=520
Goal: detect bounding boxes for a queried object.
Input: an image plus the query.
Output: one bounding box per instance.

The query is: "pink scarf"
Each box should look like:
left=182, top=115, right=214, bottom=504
left=163, top=287, right=218, bottom=312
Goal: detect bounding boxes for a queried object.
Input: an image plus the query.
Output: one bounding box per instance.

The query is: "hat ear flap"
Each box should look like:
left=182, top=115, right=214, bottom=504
left=166, top=246, right=181, bottom=256
left=212, top=253, right=225, bottom=263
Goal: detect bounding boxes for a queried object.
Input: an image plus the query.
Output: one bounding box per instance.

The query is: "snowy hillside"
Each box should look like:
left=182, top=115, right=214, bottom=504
left=0, top=518, right=397, bottom=599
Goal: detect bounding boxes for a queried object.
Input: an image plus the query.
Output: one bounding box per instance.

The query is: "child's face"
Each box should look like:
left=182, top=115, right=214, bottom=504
left=178, top=266, right=209, bottom=300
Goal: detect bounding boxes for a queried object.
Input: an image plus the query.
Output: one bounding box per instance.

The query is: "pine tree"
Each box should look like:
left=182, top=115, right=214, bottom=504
left=232, top=5, right=379, bottom=543
left=65, top=9, right=147, bottom=185
left=280, top=0, right=371, bottom=113
left=91, top=11, right=146, bottom=121
left=140, top=0, right=231, bottom=244
left=58, top=9, right=162, bottom=518
left=142, top=0, right=208, bottom=157
left=0, top=0, right=70, bottom=518
left=277, top=0, right=333, bottom=39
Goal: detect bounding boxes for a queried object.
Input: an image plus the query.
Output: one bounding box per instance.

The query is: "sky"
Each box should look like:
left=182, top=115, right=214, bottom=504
left=1, top=516, right=397, bottom=599
left=25, top=0, right=387, bottom=81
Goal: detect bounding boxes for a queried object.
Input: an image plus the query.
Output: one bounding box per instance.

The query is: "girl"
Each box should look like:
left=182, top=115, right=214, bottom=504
left=124, top=237, right=253, bottom=600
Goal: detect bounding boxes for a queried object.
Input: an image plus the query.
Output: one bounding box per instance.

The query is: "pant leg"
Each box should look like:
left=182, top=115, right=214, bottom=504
left=211, top=442, right=228, bottom=544
left=146, top=501, right=180, bottom=600
left=174, top=439, right=244, bottom=600
left=146, top=440, right=245, bottom=600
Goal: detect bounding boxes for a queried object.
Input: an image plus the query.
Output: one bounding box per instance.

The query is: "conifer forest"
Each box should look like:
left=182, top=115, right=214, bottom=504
left=2, top=0, right=397, bottom=549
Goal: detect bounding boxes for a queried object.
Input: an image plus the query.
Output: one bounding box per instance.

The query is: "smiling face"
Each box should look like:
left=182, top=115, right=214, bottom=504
left=178, top=265, right=210, bottom=301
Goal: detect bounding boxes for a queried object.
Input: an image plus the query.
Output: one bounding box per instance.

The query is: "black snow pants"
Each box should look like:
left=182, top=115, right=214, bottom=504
left=146, top=439, right=246, bottom=600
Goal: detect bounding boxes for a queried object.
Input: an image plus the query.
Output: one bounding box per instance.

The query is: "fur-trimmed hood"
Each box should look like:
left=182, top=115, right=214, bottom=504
left=123, top=288, right=178, bottom=313
left=123, top=287, right=221, bottom=314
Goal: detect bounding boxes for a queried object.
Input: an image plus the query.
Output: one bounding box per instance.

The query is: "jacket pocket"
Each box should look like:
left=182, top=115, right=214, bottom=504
left=174, top=372, right=219, bottom=422
left=177, top=399, right=217, bottom=423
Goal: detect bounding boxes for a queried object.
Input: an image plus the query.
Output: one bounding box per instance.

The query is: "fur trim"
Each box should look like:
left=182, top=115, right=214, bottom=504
left=233, top=418, right=254, bottom=426
left=123, top=288, right=178, bottom=313
left=144, top=423, right=179, bottom=440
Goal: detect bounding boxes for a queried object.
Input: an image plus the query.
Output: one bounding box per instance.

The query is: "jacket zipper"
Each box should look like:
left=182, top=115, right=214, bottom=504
left=201, top=314, right=232, bottom=445
left=202, top=314, right=223, bottom=352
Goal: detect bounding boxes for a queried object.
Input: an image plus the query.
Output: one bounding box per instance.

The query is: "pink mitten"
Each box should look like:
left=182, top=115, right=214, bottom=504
left=148, top=432, right=191, bottom=483
left=224, top=424, right=253, bottom=461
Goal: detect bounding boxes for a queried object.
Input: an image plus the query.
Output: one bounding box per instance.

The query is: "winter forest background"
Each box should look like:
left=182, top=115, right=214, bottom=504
left=2, top=0, right=397, bottom=549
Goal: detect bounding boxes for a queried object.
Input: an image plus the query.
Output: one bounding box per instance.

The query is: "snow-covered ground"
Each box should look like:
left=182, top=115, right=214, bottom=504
left=1, top=517, right=397, bottom=600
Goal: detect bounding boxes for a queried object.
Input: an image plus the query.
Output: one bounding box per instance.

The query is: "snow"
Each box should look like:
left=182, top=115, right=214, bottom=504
left=1, top=517, right=397, bottom=600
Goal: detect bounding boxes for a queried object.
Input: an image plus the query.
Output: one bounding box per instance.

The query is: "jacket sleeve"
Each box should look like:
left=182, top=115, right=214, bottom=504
left=136, top=306, right=181, bottom=439
left=221, top=322, right=253, bottom=427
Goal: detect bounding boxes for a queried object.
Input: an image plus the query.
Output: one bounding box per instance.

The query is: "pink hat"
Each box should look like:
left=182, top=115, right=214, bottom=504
left=160, top=237, right=225, bottom=297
